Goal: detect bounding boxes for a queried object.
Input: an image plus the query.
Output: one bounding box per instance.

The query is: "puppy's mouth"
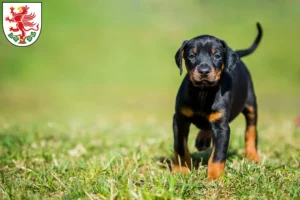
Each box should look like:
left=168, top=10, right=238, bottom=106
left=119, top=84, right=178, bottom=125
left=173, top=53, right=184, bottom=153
left=189, top=68, right=221, bottom=87
left=192, top=79, right=217, bottom=87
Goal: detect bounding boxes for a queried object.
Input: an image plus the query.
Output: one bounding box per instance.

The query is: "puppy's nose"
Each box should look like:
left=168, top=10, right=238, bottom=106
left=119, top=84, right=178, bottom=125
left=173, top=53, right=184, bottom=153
left=198, top=66, right=210, bottom=76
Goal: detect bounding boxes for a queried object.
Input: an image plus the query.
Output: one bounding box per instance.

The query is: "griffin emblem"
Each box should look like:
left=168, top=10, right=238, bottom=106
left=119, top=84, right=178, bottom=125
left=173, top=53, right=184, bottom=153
left=3, top=3, right=42, bottom=46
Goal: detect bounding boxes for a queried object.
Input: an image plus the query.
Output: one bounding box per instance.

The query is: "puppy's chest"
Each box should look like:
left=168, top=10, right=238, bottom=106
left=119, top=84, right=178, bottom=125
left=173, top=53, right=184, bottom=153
left=189, top=91, right=215, bottom=112
left=180, top=91, right=218, bottom=128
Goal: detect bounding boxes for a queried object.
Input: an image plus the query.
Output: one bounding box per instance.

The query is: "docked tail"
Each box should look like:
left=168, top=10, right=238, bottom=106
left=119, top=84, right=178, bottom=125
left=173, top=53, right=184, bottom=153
left=236, top=22, right=263, bottom=57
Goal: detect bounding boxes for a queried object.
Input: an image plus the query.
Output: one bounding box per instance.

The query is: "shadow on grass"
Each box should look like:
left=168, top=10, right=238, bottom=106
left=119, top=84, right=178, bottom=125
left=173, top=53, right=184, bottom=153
left=156, top=148, right=242, bottom=171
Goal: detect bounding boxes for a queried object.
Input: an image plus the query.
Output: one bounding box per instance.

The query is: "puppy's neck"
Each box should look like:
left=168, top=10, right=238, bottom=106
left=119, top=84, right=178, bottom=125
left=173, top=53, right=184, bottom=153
left=188, top=81, right=219, bottom=109
left=188, top=80, right=219, bottom=93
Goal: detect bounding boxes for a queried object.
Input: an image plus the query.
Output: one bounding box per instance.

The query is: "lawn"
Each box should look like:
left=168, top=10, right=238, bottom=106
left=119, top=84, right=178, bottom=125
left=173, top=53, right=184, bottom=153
left=0, top=0, right=300, bottom=199
left=0, top=114, right=300, bottom=199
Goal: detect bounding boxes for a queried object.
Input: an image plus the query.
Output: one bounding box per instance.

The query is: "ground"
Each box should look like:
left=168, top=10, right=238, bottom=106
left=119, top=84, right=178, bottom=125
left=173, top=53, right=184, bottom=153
left=0, top=92, right=299, bottom=199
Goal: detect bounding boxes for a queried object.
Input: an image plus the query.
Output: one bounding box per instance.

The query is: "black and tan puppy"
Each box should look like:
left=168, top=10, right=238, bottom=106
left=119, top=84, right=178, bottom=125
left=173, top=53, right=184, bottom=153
left=172, top=23, right=263, bottom=180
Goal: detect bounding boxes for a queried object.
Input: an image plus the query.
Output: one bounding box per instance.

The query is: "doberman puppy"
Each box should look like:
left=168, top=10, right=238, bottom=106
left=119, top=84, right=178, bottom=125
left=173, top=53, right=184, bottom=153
left=172, top=23, right=263, bottom=180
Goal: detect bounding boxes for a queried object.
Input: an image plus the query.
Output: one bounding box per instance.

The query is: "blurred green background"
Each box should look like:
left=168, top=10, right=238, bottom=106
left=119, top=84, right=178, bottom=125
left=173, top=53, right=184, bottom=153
left=0, top=0, right=300, bottom=122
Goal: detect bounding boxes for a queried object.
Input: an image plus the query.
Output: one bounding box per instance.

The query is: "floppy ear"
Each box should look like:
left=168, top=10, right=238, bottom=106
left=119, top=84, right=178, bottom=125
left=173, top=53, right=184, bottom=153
left=175, top=40, right=188, bottom=75
left=221, top=40, right=239, bottom=72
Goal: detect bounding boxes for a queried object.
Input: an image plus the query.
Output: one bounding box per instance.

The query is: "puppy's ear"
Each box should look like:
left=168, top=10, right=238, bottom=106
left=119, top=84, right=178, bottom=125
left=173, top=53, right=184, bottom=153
left=175, top=40, right=188, bottom=75
left=221, top=40, right=239, bottom=72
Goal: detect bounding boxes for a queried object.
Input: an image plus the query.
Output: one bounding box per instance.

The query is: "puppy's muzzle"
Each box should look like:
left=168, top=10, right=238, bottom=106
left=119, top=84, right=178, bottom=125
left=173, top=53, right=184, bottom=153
left=197, top=65, right=211, bottom=77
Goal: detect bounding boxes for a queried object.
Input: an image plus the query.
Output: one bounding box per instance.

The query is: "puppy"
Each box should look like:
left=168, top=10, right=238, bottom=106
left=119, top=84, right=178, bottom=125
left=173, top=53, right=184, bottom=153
left=172, top=23, right=263, bottom=180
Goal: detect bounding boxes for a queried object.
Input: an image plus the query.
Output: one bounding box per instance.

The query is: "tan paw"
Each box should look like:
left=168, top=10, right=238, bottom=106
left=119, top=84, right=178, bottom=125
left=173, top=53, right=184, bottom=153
left=207, top=162, right=225, bottom=181
left=171, top=165, right=190, bottom=174
left=246, top=151, right=260, bottom=163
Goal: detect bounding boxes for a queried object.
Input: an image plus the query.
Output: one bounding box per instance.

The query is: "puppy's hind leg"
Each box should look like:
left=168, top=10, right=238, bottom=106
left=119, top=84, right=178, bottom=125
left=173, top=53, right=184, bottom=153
left=242, top=102, right=260, bottom=163
left=195, top=130, right=212, bottom=151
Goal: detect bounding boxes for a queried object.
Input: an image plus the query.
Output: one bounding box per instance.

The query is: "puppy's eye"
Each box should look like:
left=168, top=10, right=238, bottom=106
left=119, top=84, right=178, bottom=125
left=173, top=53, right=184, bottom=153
left=213, top=53, right=221, bottom=60
left=188, top=54, right=195, bottom=60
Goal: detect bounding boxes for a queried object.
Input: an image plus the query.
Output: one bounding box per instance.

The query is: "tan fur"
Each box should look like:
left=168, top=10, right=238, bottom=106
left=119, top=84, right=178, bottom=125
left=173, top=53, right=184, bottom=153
left=245, top=125, right=259, bottom=162
left=180, top=107, right=194, bottom=117
left=208, top=111, right=223, bottom=123
left=207, top=147, right=225, bottom=180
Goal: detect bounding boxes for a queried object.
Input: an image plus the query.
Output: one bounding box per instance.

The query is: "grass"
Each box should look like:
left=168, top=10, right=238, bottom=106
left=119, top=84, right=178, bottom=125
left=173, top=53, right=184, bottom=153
left=0, top=0, right=300, bottom=199
left=0, top=116, right=299, bottom=199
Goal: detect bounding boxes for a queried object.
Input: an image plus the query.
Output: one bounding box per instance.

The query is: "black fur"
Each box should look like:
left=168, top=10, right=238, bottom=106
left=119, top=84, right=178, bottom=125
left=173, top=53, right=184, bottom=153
left=173, top=23, right=262, bottom=167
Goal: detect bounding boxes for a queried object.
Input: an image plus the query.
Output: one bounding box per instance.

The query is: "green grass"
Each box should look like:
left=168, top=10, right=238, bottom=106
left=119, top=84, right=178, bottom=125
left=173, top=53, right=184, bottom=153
left=0, top=0, right=300, bottom=199
left=0, top=117, right=299, bottom=199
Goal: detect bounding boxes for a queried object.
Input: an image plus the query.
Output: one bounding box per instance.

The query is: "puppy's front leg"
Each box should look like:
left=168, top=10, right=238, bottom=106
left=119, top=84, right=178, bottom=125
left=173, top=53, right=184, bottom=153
left=172, top=114, right=192, bottom=174
left=207, top=112, right=230, bottom=180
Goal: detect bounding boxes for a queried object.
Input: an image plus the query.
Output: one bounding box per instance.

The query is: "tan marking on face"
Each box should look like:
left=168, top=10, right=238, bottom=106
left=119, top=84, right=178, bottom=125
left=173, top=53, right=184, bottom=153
left=200, top=64, right=224, bottom=84
left=189, top=64, right=223, bottom=86
left=214, top=64, right=225, bottom=82
left=211, top=48, right=216, bottom=54
left=207, top=147, right=225, bottom=180
left=180, top=107, right=194, bottom=117
left=189, top=68, right=201, bottom=82
left=209, top=67, right=217, bottom=80
left=245, top=125, right=259, bottom=162
left=181, top=50, right=184, bottom=57
left=208, top=111, right=223, bottom=123
left=172, top=138, right=191, bottom=174
left=216, top=70, right=221, bottom=79
left=192, top=48, right=197, bottom=54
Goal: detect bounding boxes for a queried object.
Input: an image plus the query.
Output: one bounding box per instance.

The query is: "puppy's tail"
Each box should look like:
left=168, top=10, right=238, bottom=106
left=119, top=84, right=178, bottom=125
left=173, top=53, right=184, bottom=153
left=236, top=22, right=263, bottom=57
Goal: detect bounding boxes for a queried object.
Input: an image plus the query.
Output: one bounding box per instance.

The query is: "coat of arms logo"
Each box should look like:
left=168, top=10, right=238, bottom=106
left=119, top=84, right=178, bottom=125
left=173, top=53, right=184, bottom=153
left=3, top=2, right=42, bottom=46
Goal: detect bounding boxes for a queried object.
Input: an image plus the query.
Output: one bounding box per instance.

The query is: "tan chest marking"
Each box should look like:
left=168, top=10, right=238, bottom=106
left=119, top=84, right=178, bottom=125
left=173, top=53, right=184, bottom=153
left=208, top=111, right=223, bottom=123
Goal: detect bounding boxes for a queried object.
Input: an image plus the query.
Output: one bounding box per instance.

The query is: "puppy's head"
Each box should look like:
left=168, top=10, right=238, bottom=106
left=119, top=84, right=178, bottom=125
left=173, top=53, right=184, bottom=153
left=175, top=36, right=239, bottom=87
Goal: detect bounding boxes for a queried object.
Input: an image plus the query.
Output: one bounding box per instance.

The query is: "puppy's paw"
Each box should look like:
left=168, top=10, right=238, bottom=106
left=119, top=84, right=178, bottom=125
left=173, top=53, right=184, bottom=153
left=207, top=162, right=225, bottom=181
left=207, top=172, right=224, bottom=181
left=171, top=165, right=190, bottom=174
left=246, top=151, right=260, bottom=163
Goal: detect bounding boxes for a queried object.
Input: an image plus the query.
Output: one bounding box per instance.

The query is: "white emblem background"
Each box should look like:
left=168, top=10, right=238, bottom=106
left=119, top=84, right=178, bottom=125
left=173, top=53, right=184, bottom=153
left=3, top=2, right=41, bottom=47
